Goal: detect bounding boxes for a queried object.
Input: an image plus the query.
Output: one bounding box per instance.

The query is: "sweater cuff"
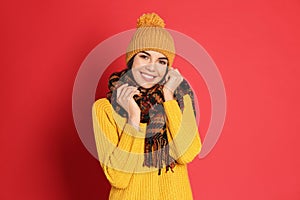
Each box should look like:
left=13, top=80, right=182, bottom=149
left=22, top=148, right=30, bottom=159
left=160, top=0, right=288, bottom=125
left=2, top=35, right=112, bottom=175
left=112, top=110, right=146, bottom=154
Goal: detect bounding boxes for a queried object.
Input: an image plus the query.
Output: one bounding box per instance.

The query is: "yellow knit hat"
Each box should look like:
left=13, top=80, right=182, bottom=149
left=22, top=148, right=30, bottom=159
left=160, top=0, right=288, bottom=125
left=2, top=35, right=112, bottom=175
left=126, top=13, right=175, bottom=67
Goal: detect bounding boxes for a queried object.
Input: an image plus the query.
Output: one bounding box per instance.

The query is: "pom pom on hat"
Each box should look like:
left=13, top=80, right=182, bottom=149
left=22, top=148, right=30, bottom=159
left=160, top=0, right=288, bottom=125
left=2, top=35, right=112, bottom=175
left=137, top=13, right=165, bottom=28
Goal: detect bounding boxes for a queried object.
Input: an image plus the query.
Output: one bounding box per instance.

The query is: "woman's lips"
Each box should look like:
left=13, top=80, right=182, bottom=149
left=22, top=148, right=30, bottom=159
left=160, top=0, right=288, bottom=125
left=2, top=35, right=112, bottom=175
left=140, top=72, right=156, bottom=82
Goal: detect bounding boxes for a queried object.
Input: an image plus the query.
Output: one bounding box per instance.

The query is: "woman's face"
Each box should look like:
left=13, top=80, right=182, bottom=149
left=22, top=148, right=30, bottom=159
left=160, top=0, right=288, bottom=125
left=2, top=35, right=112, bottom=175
left=131, top=50, right=168, bottom=88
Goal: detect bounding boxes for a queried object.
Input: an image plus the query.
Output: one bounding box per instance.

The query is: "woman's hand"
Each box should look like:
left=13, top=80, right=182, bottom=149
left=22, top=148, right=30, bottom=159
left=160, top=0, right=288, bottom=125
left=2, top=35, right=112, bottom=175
left=163, top=68, right=183, bottom=101
left=116, top=84, right=141, bottom=128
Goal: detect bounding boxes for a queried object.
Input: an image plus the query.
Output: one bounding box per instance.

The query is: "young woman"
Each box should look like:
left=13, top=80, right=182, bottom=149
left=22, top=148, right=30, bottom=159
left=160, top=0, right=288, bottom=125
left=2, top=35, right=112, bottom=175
left=92, top=13, right=202, bottom=200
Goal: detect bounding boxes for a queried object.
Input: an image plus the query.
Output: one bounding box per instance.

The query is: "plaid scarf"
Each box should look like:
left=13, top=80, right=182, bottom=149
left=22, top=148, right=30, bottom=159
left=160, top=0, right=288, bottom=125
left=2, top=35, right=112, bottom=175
left=106, top=68, right=195, bottom=175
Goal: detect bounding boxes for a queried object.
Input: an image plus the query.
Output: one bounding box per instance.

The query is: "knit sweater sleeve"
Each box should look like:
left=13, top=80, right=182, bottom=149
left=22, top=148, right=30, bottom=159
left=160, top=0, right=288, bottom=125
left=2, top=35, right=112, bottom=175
left=163, top=94, right=202, bottom=164
left=92, top=98, right=146, bottom=189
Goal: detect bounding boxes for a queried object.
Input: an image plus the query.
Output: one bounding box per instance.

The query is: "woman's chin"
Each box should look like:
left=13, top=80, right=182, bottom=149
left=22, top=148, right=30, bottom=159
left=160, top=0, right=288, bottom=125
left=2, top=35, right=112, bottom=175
left=139, top=83, right=155, bottom=89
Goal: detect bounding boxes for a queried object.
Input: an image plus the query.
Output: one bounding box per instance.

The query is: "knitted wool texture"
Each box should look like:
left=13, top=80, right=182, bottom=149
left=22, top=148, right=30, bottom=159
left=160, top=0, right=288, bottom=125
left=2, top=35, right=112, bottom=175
left=126, top=13, right=175, bottom=67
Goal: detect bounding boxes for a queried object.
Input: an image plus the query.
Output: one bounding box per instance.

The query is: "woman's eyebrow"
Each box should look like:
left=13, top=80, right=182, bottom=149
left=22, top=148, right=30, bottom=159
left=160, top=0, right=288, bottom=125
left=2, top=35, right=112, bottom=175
left=140, top=51, right=168, bottom=60
left=159, top=57, right=168, bottom=60
left=139, top=51, right=151, bottom=56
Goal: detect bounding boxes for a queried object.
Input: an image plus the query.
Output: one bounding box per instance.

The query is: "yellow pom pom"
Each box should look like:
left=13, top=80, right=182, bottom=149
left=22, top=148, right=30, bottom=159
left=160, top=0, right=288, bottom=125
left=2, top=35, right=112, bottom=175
left=136, top=13, right=165, bottom=28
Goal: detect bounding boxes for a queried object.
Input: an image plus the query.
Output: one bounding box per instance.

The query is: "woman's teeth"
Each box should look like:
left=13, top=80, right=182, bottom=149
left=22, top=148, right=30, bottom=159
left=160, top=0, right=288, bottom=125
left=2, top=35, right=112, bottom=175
left=141, top=72, right=155, bottom=79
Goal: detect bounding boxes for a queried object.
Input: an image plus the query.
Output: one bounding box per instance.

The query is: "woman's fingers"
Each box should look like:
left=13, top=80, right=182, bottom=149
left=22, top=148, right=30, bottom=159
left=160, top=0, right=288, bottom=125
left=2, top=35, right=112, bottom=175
left=166, top=68, right=181, bottom=78
left=164, top=68, right=183, bottom=93
left=128, top=90, right=139, bottom=102
left=130, top=89, right=140, bottom=97
left=174, top=68, right=181, bottom=76
left=118, top=84, right=135, bottom=99
left=122, top=86, right=134, bottom=99
left=117, top=84, right=139, bottom=103
left=127, top=88, right=139, bottom=100
left=165, top=68, right=172, bottom=81
left=116, top=83, right=128, bottom=99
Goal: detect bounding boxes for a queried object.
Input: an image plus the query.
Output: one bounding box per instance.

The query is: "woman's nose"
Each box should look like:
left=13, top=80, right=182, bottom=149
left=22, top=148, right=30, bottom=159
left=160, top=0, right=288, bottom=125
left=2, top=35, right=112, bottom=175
left=148, top=58, right=155, bottom=64
left=145, top=61, right=156, bottom=71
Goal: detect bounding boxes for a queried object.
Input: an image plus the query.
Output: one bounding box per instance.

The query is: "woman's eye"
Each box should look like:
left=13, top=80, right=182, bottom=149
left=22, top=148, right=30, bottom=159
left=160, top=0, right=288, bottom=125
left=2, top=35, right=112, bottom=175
left=159, top=60, right=167, bottom=65
left=139, top=55, right=149, bottom=60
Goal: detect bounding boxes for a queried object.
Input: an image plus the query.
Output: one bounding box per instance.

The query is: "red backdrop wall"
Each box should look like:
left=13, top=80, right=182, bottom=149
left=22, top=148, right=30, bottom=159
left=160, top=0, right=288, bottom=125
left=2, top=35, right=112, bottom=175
left=1, top=0, right=299, bottom=199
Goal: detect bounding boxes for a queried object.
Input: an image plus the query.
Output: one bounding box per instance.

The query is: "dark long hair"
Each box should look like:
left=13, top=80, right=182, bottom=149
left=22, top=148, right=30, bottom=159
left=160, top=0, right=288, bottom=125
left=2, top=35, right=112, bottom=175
left=126, top=54, right=135, bottom=69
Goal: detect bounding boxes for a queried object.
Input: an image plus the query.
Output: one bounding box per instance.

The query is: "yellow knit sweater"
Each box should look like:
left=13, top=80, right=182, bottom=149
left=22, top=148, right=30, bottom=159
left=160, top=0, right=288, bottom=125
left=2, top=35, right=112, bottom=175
left=92, top=94, right=201, bottom=200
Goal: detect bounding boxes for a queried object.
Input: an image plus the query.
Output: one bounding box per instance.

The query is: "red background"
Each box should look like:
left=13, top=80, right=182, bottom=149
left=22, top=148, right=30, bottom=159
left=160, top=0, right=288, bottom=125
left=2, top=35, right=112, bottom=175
left=1, top=0, right=300, bottom=199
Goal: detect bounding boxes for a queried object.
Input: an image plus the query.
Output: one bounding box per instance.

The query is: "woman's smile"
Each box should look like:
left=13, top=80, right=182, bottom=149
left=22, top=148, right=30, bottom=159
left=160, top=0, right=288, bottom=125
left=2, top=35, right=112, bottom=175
left=140, top=71, right=157, bottom=81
